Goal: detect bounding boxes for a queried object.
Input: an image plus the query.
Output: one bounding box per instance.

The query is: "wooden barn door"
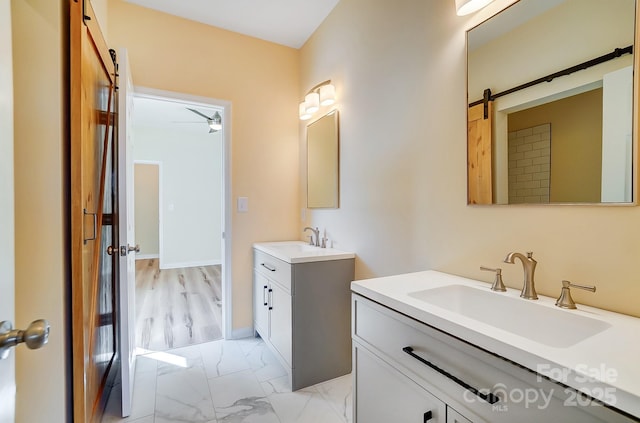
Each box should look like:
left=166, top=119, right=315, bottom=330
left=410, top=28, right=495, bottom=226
left=70, top=1, right=119, bottom=421
left=467, top=102, right=493, bottom=205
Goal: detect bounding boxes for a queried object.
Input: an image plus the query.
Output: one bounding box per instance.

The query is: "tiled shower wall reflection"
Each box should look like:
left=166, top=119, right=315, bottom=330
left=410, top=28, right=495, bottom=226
left=508, top=124, right=551, bottom=204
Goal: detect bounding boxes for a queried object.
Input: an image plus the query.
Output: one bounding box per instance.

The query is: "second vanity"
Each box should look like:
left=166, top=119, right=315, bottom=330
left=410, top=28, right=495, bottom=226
left=253, top=241, right=355, bottom=390
left=351, top=271, right=640, bottom=422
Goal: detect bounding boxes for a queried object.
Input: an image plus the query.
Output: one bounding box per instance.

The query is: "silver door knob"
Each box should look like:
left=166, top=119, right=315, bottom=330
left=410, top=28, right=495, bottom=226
left=0, top=319, right=50, bottom=360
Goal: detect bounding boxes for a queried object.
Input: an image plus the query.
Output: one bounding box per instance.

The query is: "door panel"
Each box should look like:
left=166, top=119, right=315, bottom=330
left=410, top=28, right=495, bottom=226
left=354, top=343, right=446, bottom=423
left=269, top=282, right=292, bottom=367
left=0, top=0, right=16, bottom=420
left=467, top=102, right=493, bottom=204
left=253, top=271, right=269, bottom=337
left=70, top=1, right=119, bottom=421
left=117, top=47, right=137, bottom=417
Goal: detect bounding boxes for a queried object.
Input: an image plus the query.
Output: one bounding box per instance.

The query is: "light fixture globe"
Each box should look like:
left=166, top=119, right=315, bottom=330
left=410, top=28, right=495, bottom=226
left=299, top=102, right=312, bottom=120
left=319, top=84, right=336, bottom=106
left=455, top=0, right=495, bottom=16
left=305, top=92, right=320, bottom=113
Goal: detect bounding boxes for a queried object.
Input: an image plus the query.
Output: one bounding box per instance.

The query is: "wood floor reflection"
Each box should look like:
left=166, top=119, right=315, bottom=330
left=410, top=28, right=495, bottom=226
left=135, top=259, right=222, bottom=351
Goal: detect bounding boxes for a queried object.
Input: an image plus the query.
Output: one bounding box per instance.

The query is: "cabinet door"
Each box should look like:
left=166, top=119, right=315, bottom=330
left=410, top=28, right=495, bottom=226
left=355, top=343, right=446, bottom=423
left=447, top=407, right=473, bottom=423
left=269, top=281, right=292, bottom=366
left=253, top=271, right=269, bottom=338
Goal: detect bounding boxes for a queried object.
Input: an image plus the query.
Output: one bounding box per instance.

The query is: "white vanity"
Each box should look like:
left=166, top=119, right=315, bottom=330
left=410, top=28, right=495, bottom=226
left=351, top=271, right=640, bottom=422
left=253, top=241, right=355, bottom=390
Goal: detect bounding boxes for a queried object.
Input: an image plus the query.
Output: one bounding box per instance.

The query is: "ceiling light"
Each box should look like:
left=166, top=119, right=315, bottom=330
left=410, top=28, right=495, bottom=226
left=186, top=107, right=223, bottom=134
left=455, top=0, right=495, bottom=16
left=208, top=111, right=222, bottom=131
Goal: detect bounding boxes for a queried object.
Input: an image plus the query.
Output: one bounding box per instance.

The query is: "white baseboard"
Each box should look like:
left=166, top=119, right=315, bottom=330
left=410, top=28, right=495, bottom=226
left=159, top=259, right=222, bottom=270
left=136, top=254, right=159, bottom=260
left=229, top=327, right=254, bottom=340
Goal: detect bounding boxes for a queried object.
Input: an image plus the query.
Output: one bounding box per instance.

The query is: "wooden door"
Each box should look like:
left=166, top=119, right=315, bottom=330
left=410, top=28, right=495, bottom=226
left=467, top=102, right=493, bottom=204
left=70, top=1, right=119, bottom=421
left=0, top=0, right=16, bottom=420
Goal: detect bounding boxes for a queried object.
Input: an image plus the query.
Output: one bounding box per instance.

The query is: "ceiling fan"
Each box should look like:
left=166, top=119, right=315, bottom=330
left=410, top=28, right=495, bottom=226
left=184, top=107, right=222, bottom=133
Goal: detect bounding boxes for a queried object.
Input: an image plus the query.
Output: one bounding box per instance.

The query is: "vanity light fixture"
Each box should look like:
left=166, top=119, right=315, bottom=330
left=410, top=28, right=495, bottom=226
left=299, top=80, right=336, bottom=120
left=455, top=0, right=495, bottom=16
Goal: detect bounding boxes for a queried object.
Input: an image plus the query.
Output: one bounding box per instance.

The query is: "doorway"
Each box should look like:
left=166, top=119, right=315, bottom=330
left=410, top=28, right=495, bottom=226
left=129, top=88, right=232, bottom=352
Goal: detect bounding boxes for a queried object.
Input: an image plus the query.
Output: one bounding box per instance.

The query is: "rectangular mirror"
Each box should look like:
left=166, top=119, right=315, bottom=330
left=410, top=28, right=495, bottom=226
left=467, top=0, right=636, bottom=205
left=307, top=110, right=339, bottom=208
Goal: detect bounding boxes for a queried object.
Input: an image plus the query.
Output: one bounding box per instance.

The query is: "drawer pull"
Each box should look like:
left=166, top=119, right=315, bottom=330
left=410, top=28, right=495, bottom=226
left=402, top=346, right=499, bottom=405
left=261, top=263, right=276, bottom=272
left=423, top=410, right=432, bottom=422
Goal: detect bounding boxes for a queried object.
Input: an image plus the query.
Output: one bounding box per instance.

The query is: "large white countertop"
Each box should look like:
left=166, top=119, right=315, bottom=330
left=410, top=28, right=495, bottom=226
left=351, top=270, right=640, bottom=418
left=254, top=241, right=355, bottom=264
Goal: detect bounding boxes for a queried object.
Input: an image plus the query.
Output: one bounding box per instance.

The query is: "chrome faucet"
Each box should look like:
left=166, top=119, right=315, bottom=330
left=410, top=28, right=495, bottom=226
left=504, top=251, right=538, bottom=300
left=303, top=227, right=320, bottom=247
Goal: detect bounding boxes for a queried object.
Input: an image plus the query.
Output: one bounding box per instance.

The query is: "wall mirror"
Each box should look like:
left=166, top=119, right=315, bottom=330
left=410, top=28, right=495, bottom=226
left=467, top=0, right=636, bottom=205
left=307, top=110, right=339, bottom=208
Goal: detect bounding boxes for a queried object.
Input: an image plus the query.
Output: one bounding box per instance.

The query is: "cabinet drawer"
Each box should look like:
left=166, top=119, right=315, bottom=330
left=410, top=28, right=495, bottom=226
left=254, top=249, right=292, bottom=292
left=353, top=294, right=635, bottom=423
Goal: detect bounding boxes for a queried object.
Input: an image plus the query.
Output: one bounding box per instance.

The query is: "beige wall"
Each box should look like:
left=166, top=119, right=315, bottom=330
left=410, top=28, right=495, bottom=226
left=107, top=0, right=300, bottom=331
left=509, top=89, right=603, bottom=203
left=134, top=163, right=160, bottom=257
left=11, top=0, right=68, bottom=420
left=300, top=0, right=640, bottom=317
left=90, top=0, right=108, bottom=40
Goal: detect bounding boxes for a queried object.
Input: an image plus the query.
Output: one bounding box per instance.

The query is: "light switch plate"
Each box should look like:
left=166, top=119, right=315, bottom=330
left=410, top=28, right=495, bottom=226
left=237, top=197, right=249, bottom=213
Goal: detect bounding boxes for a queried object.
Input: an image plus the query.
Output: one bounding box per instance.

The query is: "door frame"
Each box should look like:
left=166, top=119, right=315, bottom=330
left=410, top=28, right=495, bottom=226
left=0, top=0, right=16, bottom=419
left=131, top=87, right=233, bottom=339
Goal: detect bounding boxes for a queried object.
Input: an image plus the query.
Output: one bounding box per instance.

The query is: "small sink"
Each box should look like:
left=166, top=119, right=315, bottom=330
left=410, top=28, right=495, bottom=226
left=268, top=242, right=319, bottom=254
left=408, top=285, right=611, bottom=348
left=254, top=241, right=355, bottom=264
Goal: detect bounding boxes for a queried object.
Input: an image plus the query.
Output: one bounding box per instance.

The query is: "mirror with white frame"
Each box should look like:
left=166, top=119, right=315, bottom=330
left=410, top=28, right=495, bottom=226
left=307, top=110, right=339, bottom=208
left=467, top=0, right=636, bottom=205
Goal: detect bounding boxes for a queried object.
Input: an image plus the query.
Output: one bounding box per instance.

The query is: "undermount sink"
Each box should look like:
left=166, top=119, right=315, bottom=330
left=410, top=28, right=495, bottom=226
left=408, top=284, right=611, bottom=348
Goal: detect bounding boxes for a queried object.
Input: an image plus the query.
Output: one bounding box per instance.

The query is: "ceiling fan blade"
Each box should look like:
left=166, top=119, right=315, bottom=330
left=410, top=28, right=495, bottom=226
left=186, top=107, right=213, bottom=120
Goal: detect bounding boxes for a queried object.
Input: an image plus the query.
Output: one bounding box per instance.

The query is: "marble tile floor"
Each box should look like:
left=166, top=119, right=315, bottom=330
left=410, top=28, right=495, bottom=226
left=102, top=336, right=353, bottom=423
